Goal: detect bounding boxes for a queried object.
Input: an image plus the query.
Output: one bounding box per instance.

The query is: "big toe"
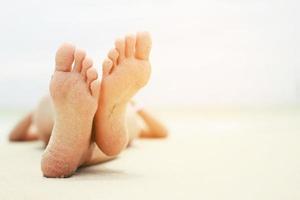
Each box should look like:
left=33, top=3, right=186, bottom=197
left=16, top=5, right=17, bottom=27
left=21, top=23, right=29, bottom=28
left=55, top=43, right=76, bottom=72
left=135, top=32, right=152, bottom=60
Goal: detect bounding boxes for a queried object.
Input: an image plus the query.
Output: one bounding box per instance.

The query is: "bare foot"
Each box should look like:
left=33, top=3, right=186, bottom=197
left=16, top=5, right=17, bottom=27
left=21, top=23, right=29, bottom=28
left=94, top=32, right=152, bottom=156
left=41, top=43, right=100, bottom=178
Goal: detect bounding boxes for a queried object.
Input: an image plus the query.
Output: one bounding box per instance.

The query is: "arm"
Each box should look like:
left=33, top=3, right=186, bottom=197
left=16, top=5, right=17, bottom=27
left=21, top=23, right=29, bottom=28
left=9, top=112, right=38, bottom=141
left=137, top=109, right=168, bottom=138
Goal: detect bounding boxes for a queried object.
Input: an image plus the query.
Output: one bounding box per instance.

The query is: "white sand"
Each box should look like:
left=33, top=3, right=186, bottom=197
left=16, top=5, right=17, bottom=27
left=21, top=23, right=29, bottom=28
left=0, top=108, right=300, bottom=199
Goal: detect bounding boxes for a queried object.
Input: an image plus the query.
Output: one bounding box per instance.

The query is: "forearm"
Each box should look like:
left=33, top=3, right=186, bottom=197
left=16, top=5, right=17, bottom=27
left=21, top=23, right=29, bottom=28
left=137, top=109, right=168, bottom=138
left=9, top=112, right=33, bottom=141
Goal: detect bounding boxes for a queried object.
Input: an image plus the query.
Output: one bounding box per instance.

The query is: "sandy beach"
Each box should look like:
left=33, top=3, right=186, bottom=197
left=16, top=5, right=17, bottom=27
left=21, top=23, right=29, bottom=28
left=1, top=107, right=300, bottom=199
left=0, top=0, right=299, bottom=199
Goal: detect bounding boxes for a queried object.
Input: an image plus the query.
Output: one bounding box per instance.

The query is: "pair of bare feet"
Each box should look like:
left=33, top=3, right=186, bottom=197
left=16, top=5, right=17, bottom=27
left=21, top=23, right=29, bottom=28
left=41, top=32, right=152, bottom=177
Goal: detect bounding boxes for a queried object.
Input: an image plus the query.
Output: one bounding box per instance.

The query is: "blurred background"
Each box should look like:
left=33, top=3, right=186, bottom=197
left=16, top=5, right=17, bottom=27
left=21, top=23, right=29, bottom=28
left=0, top=0, right=299, bottom=141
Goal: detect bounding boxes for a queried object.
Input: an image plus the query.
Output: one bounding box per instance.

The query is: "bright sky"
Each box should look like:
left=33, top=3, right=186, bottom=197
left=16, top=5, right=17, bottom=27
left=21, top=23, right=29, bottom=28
left=0, top=0, right=299, bottom=109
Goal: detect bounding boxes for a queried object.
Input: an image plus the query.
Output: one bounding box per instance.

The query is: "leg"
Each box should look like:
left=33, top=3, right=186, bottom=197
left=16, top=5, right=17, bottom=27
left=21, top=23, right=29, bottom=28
left=82, top=143, right=115, bottom=166
left=93, top=32, right=152, bottom=156
left=41, top=44, right=100, bottom=178
left=32, top=95, right=54, bottom=145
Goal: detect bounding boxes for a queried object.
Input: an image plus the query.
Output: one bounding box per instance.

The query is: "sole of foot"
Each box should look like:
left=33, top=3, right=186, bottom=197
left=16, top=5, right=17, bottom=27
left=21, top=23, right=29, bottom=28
left=94, top=32, right=152, bottom=156
left=41, top=43, right=100, bottom=178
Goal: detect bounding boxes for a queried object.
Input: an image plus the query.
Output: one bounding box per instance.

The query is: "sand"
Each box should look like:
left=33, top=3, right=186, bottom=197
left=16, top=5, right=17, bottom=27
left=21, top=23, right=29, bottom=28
left=0, top=107, right=300, bottom=200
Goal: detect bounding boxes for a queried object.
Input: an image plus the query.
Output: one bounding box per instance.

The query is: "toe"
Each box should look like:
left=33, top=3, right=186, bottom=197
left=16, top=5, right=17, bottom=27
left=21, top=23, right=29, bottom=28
left=108, top=48, right=119, bottom=68
left=102, top=58, right=113, bottom=77
left=135, top=32, right=152, bottom=60
left=90, top=79, right=101, bottom=98
left=86, top=68, right=98, bottom=85
left=73, top=48, right=86, bottom=72
left=115, top=38, right=125, bottom=64
left=81, top=57, right=93, bottom=80
left=125, top=34, right=135, bottom=57
left=55, top=43, right=76, bottom=72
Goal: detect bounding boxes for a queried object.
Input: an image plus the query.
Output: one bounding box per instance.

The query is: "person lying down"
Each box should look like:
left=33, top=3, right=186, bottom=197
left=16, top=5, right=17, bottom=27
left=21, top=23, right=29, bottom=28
left=8, top=32, right=168, bottom=178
